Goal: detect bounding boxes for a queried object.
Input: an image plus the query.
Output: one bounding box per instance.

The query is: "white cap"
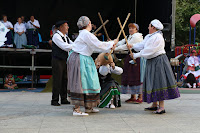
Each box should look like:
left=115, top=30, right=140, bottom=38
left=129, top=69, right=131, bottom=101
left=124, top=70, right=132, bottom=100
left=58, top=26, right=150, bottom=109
left=133, top=23, right=139, bottom=31
left=150, top=19, right=163, bottom=30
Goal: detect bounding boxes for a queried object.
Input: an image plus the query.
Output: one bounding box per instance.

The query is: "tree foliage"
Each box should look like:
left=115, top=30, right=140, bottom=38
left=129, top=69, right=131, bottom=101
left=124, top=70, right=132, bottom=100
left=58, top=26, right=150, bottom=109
left=176, top=0, right=200, bottom=45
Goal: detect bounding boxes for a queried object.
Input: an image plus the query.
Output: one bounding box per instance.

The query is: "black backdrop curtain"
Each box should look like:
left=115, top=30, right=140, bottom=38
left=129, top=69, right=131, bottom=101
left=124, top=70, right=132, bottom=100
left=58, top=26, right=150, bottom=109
left=0, top=0, right=172, bottom=41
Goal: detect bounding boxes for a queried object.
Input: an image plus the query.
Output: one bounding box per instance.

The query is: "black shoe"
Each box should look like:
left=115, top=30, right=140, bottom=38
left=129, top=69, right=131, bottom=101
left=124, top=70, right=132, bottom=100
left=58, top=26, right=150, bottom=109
left=153, top=109, right=166, bottom=114
left=51, top=101, right=60, bottom=106
left=61, top=99, right=70, bottom=104
left=144, top=106, right=158, bottom=111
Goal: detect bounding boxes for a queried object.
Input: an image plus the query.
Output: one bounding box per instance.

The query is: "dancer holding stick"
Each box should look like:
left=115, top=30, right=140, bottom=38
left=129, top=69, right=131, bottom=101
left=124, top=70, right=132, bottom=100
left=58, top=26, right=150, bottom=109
left=67, top=16, right=118, bottom=116
left=115, top=19, right=144, bottom=104
left=130, top=19, right=180, bottom=114
left=117, top=17, right=137, bottom=64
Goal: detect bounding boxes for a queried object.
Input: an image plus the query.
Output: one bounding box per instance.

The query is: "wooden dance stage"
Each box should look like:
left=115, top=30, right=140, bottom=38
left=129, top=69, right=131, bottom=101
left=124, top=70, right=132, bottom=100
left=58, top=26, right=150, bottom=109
left=0, top=48, right=128, bottom=88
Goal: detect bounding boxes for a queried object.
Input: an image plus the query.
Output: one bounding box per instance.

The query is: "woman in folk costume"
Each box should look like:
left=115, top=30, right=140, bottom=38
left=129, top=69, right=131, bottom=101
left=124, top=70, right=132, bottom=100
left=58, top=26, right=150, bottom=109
left=115, top=23, right=145, bottom=104
left=67, top=16, right=118, bottom=116
left=129, top=19, right=180, bottom=114
left=14, top=17, right=27, bottom=48
left=2, top=15, right=14, bottom=45
left=26, top=15, right=40, bottom=47
left=95, top=53, right=123, bottom=109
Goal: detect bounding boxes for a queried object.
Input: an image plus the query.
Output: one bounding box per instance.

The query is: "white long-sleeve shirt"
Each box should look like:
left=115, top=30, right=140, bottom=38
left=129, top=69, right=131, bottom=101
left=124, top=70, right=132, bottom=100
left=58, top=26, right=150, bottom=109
left=52, top=30, right=73, bottom=52
left=26, top=19, right=40, bottom=29
left=115, top=33, right=143, bottom=51
left=187, top=56, right=199, bottom=67
left=0, top=21, right=9, bottom=46
left=2, top=21, right=13, bottom=29
left=14, top=22, right=26, bottom=33
left=72, top=29, right=114, bottom=56
left=99, top=65, right=123, bottom=76
left=133, top=31, right=166, bottom=59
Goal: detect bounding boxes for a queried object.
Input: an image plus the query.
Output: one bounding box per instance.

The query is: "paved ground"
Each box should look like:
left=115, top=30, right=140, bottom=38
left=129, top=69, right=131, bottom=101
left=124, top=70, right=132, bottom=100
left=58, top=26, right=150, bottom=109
left=0, top=92, right=199, bottom=133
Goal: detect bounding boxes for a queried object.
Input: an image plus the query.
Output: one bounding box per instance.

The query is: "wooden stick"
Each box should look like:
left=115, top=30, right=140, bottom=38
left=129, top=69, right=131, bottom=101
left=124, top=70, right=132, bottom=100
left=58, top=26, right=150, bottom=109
left=93, top=20, right=109, bottom=35
left=116, top=13, right=131, bottom=39
left=117, top=17, right=137, bottom=65
left=98, top=12, right=110, bottom=40
left=109, top=13, right=131, bottom=54
left=103, top=13, right=131, bottom=62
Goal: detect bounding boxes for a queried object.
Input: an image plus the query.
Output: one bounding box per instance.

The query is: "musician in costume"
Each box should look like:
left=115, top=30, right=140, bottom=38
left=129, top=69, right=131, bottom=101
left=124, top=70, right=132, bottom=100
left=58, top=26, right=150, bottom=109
left=130, top=19, right=180, bottom=114
left=26, top=15, right=40, bottom=47
left=115, top=23, right=145, bottom=104
left=51, top=20, right=73, bottom=106
left=67, top=16, right=118, bottom=116
left=14, top=17, right=27, bottom=48
left=1, top=15, right=14, bottom=45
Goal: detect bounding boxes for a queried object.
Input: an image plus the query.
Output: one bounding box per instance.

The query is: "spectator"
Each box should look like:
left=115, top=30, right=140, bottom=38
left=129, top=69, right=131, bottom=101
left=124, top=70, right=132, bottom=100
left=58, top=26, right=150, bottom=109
left=21, top=16, right=27, bottom=25
left=91, top=23, right=103, bottom=40
left=14, top=17, right=27, bottom=48
left=4, top=74, right=18, bottom=90
left=1, top=15, right=14, bottom=45
left=49, top=25, right=58, bottom=47
left=26, top=15, right=40, bottom=47
left=183, top=50, right=200, bottom=88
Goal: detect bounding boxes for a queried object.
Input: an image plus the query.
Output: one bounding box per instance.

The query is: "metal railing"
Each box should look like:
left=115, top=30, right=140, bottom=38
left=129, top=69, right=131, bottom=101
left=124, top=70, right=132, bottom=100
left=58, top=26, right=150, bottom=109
left=0, top=48, right=52, bottom=88
left=0, top=48, right=128, bottom=88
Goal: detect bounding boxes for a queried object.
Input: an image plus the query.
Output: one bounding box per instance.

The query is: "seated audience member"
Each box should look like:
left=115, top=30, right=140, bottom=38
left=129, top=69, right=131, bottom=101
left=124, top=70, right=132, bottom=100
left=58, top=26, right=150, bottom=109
left=21, top=16, right=26, bottom=25
left=26, top=15, right=40, bottom=47
left=48, top=25, right=58, bottom=47
left=185, top=73, right=198, bottom=88
left=91, top=23, right=103, bottom=40
left=1, top=15, right=14, bottom=45
left=183, top=50, right=200, bottom=88
left=14, top=17, right=27, bottom=48
left=4, top=74, right=18, bottom=90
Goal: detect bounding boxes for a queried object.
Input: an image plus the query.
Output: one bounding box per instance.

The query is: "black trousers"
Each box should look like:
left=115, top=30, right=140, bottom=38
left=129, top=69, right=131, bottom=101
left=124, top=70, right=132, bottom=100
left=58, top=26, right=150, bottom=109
left=51, top=57, right=68, bottom=102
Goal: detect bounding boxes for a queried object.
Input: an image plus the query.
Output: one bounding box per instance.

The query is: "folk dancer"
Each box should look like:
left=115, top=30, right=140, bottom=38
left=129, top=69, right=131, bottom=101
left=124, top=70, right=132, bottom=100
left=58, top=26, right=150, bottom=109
left=51, top=20, right=73, bottom=106
left=115, top=23, right=145, bottom=104
left=67, top=16, right=118, bottom=116
left=129, top=19, right=180, bottom=114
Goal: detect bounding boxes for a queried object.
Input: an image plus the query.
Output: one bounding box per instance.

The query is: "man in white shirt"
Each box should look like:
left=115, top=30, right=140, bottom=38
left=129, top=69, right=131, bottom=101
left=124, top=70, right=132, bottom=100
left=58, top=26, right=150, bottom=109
left=51, top=20, right=73, bottom=106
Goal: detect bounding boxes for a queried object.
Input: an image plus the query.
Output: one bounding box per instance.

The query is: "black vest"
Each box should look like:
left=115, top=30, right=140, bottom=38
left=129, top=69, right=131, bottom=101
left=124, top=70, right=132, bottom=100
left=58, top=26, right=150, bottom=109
left=98, top=72, right=113, bottom=85
left=52, top=33, right=69, bottom=60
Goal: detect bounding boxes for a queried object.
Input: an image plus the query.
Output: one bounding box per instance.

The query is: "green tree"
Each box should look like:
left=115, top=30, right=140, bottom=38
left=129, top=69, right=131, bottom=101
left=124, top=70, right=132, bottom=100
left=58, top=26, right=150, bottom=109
left=176, top=0, right=200, bottom=46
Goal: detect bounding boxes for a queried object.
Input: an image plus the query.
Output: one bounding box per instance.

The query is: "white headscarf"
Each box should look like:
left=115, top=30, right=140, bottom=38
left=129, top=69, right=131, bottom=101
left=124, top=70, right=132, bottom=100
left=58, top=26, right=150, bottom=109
left=133, top=23, right=139, bottom=31
left=150, top=19, right=163, bottom=30
left=77, top=16, right=90, bottom=29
